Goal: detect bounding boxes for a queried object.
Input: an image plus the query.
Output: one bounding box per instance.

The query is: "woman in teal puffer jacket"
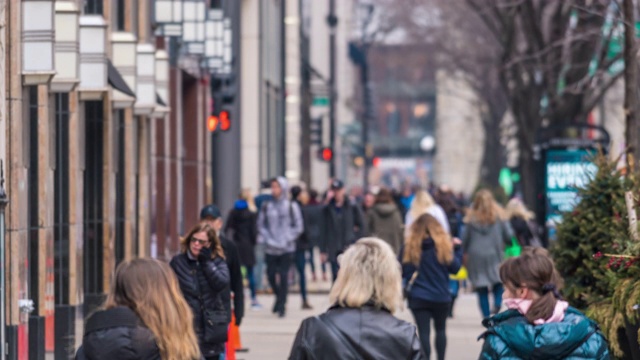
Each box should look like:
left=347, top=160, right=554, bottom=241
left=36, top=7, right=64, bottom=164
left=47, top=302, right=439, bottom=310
left=479, top=248, right=609, bottom=360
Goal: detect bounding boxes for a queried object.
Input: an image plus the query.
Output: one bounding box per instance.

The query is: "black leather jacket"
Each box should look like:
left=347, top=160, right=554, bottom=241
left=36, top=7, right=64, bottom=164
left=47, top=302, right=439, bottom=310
left=289, top=305, right=425, bottom=360
left=75, top=307, right=160, bottom=360
left=170, top=252, right=230, bottom=357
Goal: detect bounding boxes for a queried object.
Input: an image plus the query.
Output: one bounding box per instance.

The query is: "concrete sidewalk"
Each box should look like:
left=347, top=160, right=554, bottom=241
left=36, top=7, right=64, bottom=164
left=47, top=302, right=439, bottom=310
left=236, top=288, right=485, bottom=359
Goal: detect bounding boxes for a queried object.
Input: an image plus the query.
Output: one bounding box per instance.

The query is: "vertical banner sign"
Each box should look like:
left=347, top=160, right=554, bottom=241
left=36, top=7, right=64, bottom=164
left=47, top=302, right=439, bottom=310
left=545, top=149, right=597, bottom=236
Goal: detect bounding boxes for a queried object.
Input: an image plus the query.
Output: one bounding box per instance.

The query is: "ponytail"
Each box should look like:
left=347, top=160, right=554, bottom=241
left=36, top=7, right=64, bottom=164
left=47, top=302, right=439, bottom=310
left=525, top=283, right=560, bottom=323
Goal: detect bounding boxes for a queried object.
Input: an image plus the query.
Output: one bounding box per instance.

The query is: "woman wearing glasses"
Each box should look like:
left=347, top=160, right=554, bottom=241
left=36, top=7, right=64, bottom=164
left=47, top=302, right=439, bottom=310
left=171, top=222, right=231, bottom=360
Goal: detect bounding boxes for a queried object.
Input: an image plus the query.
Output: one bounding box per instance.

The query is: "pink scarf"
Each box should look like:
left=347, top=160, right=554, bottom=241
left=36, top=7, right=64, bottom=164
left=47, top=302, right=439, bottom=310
left=503, top=298, right=569, bottom=325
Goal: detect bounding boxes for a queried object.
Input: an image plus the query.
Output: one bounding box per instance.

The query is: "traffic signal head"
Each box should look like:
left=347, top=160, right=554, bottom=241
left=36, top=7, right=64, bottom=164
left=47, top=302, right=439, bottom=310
left=318, top=147, right=333, bottom=162
left=207, top=115, right=219, bottom=132
left=219, top=110, right=231, bottom=131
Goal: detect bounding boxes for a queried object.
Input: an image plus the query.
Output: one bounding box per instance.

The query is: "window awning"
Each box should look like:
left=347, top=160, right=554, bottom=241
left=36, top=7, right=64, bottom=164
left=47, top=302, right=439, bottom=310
left=156, top=93, right=167, bottom=107
left=107, top=60, right=135, bottom=98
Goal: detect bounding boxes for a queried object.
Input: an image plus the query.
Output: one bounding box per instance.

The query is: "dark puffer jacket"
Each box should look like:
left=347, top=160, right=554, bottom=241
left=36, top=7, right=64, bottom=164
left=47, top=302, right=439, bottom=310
left=224, top=200, right=258, bottom=267
left=289, top=304, right=425, bottom=360
left=75, top=307, right=160, bottom=360
left=170, top=253, right=230, bottom=358
left=479, top=308, right=610, bottom=360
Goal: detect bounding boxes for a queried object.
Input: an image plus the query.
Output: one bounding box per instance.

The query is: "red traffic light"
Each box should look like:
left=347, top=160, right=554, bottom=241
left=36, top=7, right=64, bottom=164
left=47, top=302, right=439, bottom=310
left=207, top=115, right=219, bottom=132
left=319, top=147, right=333, bottom=162
left=372, top=157, right=381, bottom=167
left=220, top=110, right=231, bottom=131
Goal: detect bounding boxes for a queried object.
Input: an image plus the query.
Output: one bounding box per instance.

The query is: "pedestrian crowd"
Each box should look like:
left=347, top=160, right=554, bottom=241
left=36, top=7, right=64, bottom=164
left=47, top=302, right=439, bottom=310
left=74, top=178, right=611, bottom=360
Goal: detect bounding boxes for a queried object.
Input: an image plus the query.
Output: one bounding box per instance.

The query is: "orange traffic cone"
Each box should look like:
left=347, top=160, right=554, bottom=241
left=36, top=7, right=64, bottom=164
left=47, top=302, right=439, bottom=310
left=228, top=313, right=247, bottom=353
left=226, top=318, right=236, bottom=360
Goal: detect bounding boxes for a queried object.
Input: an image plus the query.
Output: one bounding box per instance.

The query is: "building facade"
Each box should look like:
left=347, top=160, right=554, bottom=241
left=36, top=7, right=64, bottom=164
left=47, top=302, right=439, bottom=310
left=2, top=0, right=217, bottom=358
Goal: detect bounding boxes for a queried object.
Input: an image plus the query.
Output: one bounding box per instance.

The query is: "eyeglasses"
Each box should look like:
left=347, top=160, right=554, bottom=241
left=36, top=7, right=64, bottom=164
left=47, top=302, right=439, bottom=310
left=191, top=238, right=210, bottom=246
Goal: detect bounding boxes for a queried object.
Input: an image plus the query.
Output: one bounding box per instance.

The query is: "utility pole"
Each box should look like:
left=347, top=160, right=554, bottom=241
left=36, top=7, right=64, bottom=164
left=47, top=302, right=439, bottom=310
left=359, top=3, right=374, bottom=189
left=624, top=0, right=638, bottom=167
left=362, top=47, right=371, bottom=188
left=327, top=0, right=337, bottom=177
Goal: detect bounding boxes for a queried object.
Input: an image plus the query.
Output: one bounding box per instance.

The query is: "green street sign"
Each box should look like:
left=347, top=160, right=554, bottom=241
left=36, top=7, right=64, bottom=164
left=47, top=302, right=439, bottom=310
left=312, top=96, right=330, bottom=107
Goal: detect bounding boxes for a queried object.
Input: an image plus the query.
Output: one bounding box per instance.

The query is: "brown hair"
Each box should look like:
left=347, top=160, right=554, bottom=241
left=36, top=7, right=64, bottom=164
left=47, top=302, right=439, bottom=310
left=105, top=258, right=201, bottom=360
left=499, top=248, right=564, bottom=323
left=403, top=214, right=453, bottom=266
left=464, top=189, right=503, bottom=225
left=181, top=222, right=225, bottom=259
left=375, top=188, right=394, bottom=204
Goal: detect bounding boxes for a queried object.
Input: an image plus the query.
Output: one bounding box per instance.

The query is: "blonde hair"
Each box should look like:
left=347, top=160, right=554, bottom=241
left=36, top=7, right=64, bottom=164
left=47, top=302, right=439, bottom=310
left=240, top=188, right=257, bottom=212
left=329, top=238, right=403, bottom=313
left=105, top=258, right=201, bottom=360
left=464, top=189, right=504, bottom=225
left=181, top=222, right=225, bottom=259
left=409, top=190, right=436, bottom=222
left=403, top=213, right=453, bottom=266
left=506, top=198, right=534, bottom=221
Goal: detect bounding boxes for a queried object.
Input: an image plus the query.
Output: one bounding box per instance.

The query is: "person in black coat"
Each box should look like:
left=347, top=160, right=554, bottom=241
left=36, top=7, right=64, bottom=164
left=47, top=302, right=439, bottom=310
left=171, top=222, right=231, bottom=359
left=289, top=238, right=424, bottom=360
left=224, top=193, right=260, bottom=308
left=319, top=179, right=364, bottom=282
left=76, top=258, right=201, bottom=360
left=201, top=204, right=245, bottom=325
left=291, top=186, right=313, bottom=310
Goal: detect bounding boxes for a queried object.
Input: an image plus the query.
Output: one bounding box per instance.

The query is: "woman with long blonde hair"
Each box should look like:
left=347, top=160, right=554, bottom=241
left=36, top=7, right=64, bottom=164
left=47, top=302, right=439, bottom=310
left=289, top=238, right=423, bottom=359
left=462, top=189, right=513, bottom=318
left=171, top=222, right=230, bottom=360
left=75, top=258, right=201, bottom=360
left=405, top=190, right=450, bottom=235
left=401, top=214, right=463, bottom=360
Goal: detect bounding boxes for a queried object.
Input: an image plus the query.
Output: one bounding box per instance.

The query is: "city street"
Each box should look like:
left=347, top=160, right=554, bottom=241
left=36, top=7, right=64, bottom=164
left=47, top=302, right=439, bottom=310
left=239, top=283, right=484, bottom=359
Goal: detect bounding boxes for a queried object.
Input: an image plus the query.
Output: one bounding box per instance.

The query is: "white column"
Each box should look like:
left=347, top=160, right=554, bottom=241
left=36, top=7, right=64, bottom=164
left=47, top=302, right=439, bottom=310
left=284, top=0, right=301, bottom=184
left=240, top=0, right=261, bottom=193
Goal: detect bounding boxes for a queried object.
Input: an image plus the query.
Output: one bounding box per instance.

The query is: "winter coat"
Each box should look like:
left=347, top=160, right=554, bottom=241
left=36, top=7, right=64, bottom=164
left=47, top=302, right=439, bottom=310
left=367, top=203, right=404, bottom=254
left=479, top=308, right=610, bottom=360
left=404, top=204, right=451, bottom=236
left=257, top=177, right=304, bottom=255
left=289, top=304, right=425, bottom=360
left=75, top=307, right=160, bottom=360
left=462, top=221, right=513, bottom=288
left=303, top=204, right=324, bottom=248
left=220, top=234, right=244, bottom=324
left=401, top=238, right=463, bottom=305
left=224, top=201, right=257, bottom=267
left=319, top=199, right=365, bottom=260
left=509, top=217, right=542, bottom=247
left=170, top=252, right=230, bottom=358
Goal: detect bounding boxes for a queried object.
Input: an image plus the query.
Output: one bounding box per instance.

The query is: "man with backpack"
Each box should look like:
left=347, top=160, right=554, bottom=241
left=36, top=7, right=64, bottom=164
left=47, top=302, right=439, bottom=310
left=257, top=177, right=304, bottom=318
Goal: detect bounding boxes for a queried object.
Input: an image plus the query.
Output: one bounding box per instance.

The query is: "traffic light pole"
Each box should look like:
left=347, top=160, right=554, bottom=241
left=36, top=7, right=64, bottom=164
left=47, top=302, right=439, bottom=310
left=328, top=0, right=337, bottom=178
left=362, top=45, right=370, bottom=189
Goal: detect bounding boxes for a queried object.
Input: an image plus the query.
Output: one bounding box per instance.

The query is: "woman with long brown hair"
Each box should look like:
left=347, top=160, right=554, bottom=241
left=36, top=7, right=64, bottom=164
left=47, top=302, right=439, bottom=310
left=171, top=222, right=230, bottom=360
left=75, top=258, right=201, bottom=360
left=479, top=248, right=609, bottom=359
left=462, top=189, right=513, bottom=318
left=401, top=214, right=463, bottom=360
